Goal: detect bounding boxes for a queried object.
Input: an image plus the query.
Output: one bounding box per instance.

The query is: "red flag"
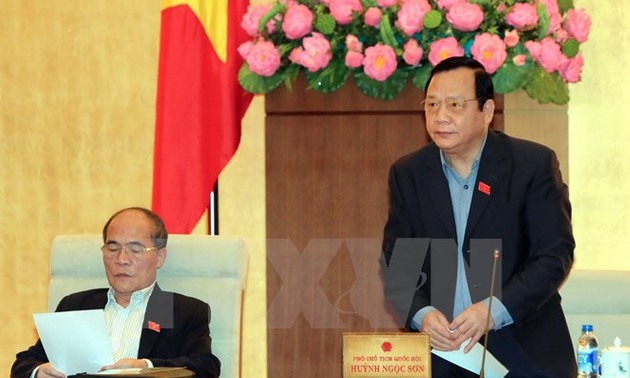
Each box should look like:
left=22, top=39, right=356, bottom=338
left=152, top=0, right=253, bottom=233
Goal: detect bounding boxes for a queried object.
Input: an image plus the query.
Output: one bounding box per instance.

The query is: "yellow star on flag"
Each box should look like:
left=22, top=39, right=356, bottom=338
left=162, top=0, right=228, bottom=63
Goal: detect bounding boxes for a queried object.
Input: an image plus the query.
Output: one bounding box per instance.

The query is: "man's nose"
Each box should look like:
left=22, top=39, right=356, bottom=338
left=434, top=101, right=451, bottom=119
left=430, top=109, right=450, bottom=126
left=114, top=248, right=132, bottom=264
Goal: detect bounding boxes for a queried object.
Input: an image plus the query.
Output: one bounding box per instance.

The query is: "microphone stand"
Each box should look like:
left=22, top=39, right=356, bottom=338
left=479, top=249, right=500, bottom=378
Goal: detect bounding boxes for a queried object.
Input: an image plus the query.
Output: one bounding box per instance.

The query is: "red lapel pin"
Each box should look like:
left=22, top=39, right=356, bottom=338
left=148, top=321, right=161, bottom=333
left=478, top=181, right=491, bottom=195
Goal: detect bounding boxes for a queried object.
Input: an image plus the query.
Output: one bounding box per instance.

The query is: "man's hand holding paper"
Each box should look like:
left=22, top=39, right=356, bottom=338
left=33, top=309, right=114, bottom=376
left=449, top=301, right=494, bottom=353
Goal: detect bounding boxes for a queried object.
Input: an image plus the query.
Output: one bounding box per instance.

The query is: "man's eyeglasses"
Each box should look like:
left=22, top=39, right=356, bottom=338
left=101, top=242, right=158, bottom=257
left=420, top=97, right=480, bottom=114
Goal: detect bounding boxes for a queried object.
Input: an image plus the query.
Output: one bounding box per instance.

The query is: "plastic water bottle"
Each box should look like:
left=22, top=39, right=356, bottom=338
left=577, top=324, right=600, bottom=378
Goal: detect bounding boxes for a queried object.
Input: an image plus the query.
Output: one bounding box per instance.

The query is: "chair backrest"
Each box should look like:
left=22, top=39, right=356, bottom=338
left=48, top=234, right=248, bottom=378
left=560, top=268, right=630, bottom=350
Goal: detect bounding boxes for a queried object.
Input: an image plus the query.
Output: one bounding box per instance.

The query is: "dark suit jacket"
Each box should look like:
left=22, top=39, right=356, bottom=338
left=382, top=130, right=576, bottom=377
left=11, top=285, right=221, bottom=378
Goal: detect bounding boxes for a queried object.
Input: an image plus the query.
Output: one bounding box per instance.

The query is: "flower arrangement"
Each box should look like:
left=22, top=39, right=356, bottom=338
left=237, top=0, right=591, bottom=104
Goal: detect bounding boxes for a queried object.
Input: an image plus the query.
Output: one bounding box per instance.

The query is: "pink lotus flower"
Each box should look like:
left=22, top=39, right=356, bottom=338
left=471, top=33, right=507, bottom=74
left=504, top=29, right=519, bottom=48
left=563, top=8, right=591, bottom=43
left=536, top=37, right=568, bottom=73
left=435, top=0, right=465, bottom=11
left=446, top=2, right=484, bottom=32
left=403, top=39, right=423, bottom=66
left=242, top=40, right=281, bottom=77
left=289, top=32, right=333, bottom=72
left=548, top=12, right=563, bottom=34
left=512, top=54, right=527, bottom=66
left=538, top=0, right=560, bottom=15
left=364, top=7, right=382, bottom=27
left=428, top=37, right=465, bottom=66
left=237, top=41, right=254, bottom=59
left=329, top=0, right=363, bottom=25
left=345, top=35, right=363, bottom=52
left=378, top=0, right=398, bottom=7
left=396, top=0, right=431, bottom=36
left=345, top=50, right=364, bottom=68
left=559, top=52, right=584, bottom=83
left=283, top=4, right=314, bottom=40
left=241, top=4, right=274, bottom=37
left=538, top=0, right=562, bottom=34
left=505, top=3, right=538, bottom=30
left=524, top=40, right=541, bottom=61
left=554, top=29, right=569, bottom=43
left=363, top=43, right=398, bottom=81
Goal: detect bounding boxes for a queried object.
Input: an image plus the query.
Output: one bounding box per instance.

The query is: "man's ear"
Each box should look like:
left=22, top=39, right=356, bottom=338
left=156, top=248, right=167, bottom=269
left=483, top=99, right=495, bottom=124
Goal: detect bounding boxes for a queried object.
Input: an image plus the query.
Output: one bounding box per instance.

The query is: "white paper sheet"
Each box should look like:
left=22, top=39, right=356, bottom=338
left=432, top=340, right=509, bottom=378
left=33, top=309, right=114, bottom=375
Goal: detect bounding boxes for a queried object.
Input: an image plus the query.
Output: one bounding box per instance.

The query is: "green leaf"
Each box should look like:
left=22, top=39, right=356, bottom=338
left=562, top=38, right=580, bottom=58
left=411, top=64, right=433, bottom=92
left=492, top=61, right=534, bottom=94
left=353, top=69, right=409, bottom=101
left=536, top=2, right=550, bottom=37
left=315, top=13, right=336, bottom=36
left=238, top=63, right=285, bottom=94
left=557, top=0, right=574, bottom=14
left=523, top=66, right=570, bottom=105
left=379, top=14, right=398, bottom=47
left=258, top=4, right=284, bottom=34
left=304, top=59, right=351, bottom=94
left=283, top=65, right=301, bottom=92
left=423, top=10, right=442, bottom=30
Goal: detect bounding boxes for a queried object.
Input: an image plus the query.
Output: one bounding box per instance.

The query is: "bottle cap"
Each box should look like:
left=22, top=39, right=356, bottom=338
left=581, top=324, right=593, bottom=332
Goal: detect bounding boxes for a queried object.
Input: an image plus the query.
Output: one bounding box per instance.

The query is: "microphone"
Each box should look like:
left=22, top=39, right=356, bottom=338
left=479, top=249, right=500, bottom=378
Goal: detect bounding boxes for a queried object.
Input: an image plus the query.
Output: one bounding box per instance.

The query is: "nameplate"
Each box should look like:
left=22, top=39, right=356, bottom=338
left=343, top=332, right=431, bottom=377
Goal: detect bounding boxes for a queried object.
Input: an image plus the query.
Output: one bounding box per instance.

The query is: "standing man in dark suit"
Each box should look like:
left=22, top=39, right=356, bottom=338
left=12, top=207, right=221, bottom=378
left=382, top=57, right=576, bottom=377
